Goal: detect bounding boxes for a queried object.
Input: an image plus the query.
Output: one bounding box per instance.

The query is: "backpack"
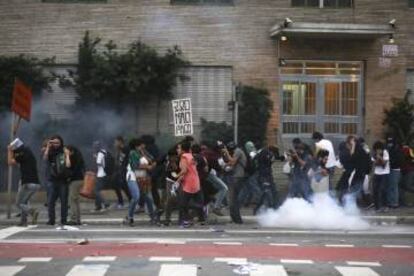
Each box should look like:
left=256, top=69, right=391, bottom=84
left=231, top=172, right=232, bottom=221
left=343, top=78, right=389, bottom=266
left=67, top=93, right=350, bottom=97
left=50, top=152, right=68, bottom=180
left=100, top=150, right=115, bottom=177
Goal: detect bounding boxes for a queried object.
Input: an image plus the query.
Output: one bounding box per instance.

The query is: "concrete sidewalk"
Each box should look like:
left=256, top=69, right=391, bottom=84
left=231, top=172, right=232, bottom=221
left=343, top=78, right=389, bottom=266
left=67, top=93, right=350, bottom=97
left=1, top=201, right=414, bottom=226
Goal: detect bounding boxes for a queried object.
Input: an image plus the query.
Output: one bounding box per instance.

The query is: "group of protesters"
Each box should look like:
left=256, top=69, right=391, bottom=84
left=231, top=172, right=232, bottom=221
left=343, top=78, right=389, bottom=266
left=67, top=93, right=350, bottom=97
left=6, top=130, right=414, bottom=227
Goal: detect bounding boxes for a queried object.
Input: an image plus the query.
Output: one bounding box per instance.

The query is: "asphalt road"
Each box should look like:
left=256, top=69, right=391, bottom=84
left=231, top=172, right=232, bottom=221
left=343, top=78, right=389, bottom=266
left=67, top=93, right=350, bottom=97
left=0, top=224, right=414, bottom=276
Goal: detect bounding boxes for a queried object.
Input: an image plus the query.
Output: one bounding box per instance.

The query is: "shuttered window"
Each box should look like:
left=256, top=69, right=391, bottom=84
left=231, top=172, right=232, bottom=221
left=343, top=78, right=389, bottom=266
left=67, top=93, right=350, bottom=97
left=42, top=66, right=77, bottom=120
left=135, top=66, right=233, bottom=137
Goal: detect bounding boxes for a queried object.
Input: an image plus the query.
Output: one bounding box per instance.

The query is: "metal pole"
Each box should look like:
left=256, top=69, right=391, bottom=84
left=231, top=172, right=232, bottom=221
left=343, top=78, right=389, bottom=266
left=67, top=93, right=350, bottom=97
left=7, top=113, right=15, bottom=219
left=234, top=85, right=239, bottom=145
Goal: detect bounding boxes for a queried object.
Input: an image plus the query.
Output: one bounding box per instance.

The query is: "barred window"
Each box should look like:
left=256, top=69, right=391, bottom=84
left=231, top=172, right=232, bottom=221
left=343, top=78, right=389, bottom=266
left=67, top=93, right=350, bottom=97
left=171, top=0, right=233, bottom=5
left=292, top=0, right=353, bottom=8
left=42, top=0, right=107, bottom=3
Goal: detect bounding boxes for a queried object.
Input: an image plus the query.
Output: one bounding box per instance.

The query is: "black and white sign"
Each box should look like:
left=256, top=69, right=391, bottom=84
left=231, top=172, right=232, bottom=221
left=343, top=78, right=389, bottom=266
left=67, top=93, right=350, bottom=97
left=172, top=98, right=193, bottom=137
left=382, top=44, right=399, bottom=57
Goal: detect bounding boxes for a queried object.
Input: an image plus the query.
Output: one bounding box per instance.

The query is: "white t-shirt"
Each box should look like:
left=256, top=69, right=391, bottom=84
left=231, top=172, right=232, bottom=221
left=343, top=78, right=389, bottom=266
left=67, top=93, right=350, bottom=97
left=373, top=149, right=390, bottom=175
left=96, top=151, right=106, bottom=178
left=315, top=139, right=336, bottom=169
left=126, top=164, right=136, bottom=182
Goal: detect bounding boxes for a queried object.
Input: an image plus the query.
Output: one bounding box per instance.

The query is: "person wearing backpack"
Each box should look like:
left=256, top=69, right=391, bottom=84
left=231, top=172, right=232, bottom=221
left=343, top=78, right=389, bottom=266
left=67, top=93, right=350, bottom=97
left=43, top=135, right=70, bottom=226
left=93, top=141, right=111, bottom=212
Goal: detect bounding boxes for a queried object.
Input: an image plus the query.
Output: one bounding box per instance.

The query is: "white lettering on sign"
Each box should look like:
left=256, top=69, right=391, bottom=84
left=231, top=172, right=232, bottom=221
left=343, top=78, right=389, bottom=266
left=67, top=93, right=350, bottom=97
left=172, top=98, right=193, bottom=137
left=382, top=44, right=398, bottom=57
left=379, top=57, right=391, bottom=68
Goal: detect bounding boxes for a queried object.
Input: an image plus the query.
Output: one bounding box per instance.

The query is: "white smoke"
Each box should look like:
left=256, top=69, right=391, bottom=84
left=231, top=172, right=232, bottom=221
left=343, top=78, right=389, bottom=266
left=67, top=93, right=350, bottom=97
left=257, top=193, right=370, bottom=230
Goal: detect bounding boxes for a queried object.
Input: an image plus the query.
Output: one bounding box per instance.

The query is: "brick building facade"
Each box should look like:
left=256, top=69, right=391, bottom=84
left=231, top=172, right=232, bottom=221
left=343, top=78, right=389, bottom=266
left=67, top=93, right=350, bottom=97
left=0, top=0, right=413, bottom=147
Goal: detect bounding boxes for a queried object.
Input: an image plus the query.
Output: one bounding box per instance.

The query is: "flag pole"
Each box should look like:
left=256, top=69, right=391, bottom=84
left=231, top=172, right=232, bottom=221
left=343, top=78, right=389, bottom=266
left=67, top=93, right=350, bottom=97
left=7, top=113, right=16, bottom=219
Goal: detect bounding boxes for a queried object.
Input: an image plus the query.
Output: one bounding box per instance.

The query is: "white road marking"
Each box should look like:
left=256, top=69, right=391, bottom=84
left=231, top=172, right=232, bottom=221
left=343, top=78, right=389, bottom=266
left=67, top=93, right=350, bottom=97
left=250, top=265, right=289, bottom=276
left=346, top=261, right=381, bottom=267
left=336, top=266, right=379, bottom=276
left=18, top=257, right=52, bottom=262
left=382, top=244, right=412, bottom=248
left=269, top=243, right=299, bottom=247
left=149, top=257, right=183, bottom=262
left=0, top=226, right=35, bottom=240
left=66, top=264, right=109, bottom=276
left=156, top=239, right=186, bottom=245
left=325, top=244, right=354, bottom=248
left=213, top=242, right=242, bottom=245
left=158, top=264, right=198, bottom=276
left=213, top=257, right=248, bottom=264
left=280, top=259, right=314, bottom=264
left=83, top=256, right=116, bottom=262
left=0, top=266, right=25, bottom=276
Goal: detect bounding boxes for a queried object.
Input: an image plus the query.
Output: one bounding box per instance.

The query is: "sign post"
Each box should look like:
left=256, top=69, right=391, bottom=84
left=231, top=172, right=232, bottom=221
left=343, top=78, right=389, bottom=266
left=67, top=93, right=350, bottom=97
left=7, top=79, right=32, bottom=219
left=172, top=98, right=193, bottom=137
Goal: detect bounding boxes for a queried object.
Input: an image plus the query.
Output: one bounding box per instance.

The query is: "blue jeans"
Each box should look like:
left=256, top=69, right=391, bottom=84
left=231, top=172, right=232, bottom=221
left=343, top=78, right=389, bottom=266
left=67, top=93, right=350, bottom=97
left=288, top=176, right=312, bottom=202
left=48, top=180, right=69, bottom=224
left=207, top=173, right=228, bottom=209
left=95, top=177, right=108, bottom=209
left=238, top=172, right=262, bottom=205
left=387, top=170, right=401, bottom=207
left=127, top=180, right=140, bottom=219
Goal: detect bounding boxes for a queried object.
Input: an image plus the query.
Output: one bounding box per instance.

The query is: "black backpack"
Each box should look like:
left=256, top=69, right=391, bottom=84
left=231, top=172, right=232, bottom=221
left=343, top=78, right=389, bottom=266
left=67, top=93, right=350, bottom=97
left=100, top=150, right=115, bottom=177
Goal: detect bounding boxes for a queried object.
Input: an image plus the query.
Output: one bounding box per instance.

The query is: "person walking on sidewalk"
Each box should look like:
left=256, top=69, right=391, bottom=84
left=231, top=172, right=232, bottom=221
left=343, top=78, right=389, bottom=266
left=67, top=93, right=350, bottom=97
left=93, top=141, right=111, bottom=212
left=64, top=145, right=85, bottom=226
left=386, top=137, right=404, bottom=208
left=8, top=138, right=41, bottom=226
left=372, top=141, right=390, bottom=212
left=176, top=141, right=204, bottom=227
left=312, top=132, right=337, bottom=193
left=44, top=135, right=70, bottom=226
left=223, top=142, right=247, bottom=224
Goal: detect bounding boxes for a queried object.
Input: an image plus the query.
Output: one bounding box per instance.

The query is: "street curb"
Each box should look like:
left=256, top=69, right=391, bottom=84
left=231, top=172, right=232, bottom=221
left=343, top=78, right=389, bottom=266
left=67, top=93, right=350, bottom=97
left=1, top=215, right=414, bottom=226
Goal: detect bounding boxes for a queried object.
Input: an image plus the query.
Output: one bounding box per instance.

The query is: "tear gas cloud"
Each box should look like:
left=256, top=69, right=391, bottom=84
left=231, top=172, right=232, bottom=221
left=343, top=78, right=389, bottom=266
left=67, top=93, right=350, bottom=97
left=257, top=193, right=370, bottom=230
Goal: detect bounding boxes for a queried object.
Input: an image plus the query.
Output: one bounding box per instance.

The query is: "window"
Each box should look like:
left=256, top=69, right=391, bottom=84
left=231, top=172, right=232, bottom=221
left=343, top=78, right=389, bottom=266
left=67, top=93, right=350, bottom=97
left=171, top=0, right=233, bottom=5
left=292, top=0, right=353, bottom=8
left=42, top=0, right=106, bottom=2
left=410, top=0, right=414, bottom=8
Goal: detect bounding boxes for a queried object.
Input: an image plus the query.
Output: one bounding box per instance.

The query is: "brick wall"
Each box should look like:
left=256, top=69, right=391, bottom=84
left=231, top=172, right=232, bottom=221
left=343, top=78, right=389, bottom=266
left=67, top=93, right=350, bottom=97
left=0, top=0, right=413, bottom=144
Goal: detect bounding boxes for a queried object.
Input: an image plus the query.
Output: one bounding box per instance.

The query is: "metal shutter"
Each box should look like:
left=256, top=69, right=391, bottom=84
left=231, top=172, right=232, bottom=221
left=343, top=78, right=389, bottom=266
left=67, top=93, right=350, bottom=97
left=136, top=66, right=233, bottom=138
left=41, top=66, right=77, bottom=120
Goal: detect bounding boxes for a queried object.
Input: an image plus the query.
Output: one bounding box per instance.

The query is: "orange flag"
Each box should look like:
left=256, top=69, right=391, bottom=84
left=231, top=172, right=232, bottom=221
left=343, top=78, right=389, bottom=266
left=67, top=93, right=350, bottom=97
left=11, top=78, right=32, bottom=121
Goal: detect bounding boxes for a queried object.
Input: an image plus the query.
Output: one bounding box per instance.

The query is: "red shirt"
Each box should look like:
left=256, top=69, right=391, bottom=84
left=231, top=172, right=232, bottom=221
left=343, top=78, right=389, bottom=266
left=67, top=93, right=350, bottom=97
left=180, top=153, right=200, bottom=194
left=401, top=146, right=414, bottom=173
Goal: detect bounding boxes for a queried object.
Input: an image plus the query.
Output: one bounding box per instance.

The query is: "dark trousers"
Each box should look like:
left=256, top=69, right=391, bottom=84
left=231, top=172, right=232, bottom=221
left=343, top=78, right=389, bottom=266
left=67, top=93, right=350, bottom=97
left=336, top=170, right=352, bottom=205
left=373, top=174, right=388, bottom=210
left=48, top=180, right=69, bottom=224
left=179, top=190, right=205, bottom=223
left=111, top=172, right=132, bottom=206
left=228, top=177, right=245, bottom=223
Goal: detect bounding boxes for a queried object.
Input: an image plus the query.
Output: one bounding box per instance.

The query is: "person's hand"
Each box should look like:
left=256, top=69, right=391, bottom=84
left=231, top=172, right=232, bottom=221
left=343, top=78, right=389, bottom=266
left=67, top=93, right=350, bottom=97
left=64, top=148, right=70, bottom=156
left=7, top=145, right=13, bottom=151
left=321, top=168, right=329, bottom=176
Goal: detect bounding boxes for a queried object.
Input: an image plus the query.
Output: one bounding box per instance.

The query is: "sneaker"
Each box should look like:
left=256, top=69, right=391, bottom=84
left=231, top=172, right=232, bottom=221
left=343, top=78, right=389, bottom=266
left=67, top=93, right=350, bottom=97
left=163, top=220, right=172, bottom=227
left=364, top=203, right=375, bottom=210
left=116, top=204, right=124, bottom=210
left=212, top=208, right=225, bottom=217
left=17, top=221, right=28, bottom=227
left=67, top=221, right=81, bottom=226
left=180, top=221, right=192, bottom=228
left=31, top=210, right=39, bottom=225
left=46, top=221, right=55, bottom=226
